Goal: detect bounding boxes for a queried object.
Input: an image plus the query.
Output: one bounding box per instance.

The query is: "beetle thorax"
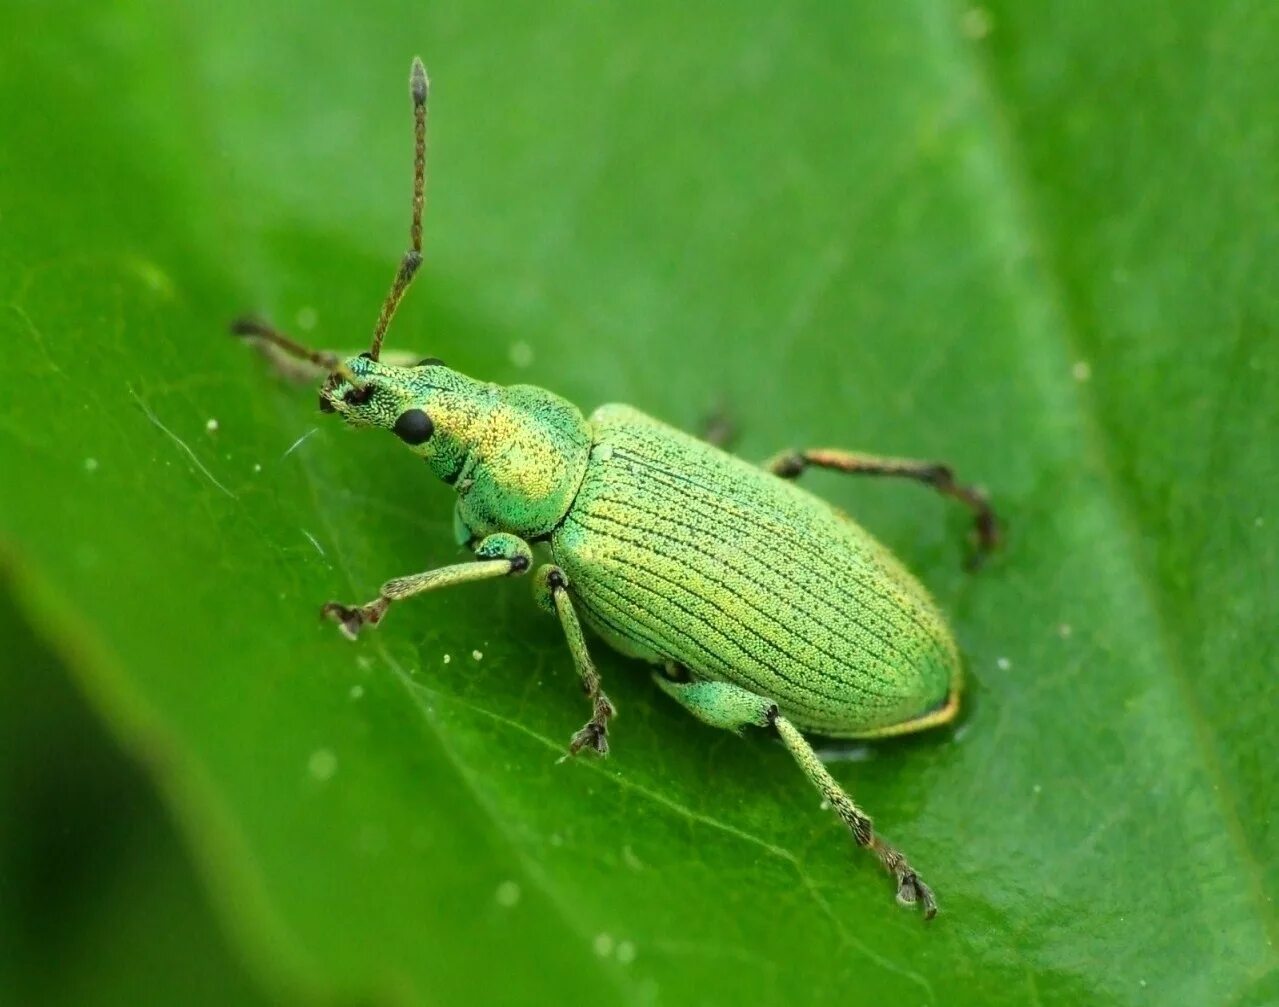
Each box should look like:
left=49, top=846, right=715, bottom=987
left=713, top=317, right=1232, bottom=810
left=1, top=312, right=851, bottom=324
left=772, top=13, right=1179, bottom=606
left=451, top=383, right=592, bottom=540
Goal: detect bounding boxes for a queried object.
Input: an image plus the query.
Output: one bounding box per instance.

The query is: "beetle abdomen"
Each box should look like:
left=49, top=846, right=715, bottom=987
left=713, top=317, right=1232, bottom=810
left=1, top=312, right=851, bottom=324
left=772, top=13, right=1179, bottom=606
left=551, top=405, right=960, bottom=737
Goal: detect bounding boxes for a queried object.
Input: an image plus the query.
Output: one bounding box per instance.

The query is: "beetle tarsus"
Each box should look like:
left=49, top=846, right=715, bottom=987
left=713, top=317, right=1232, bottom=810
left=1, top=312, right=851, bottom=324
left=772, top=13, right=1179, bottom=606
left=321, top=599, right=384, bottom=640
left=963, top=506, right=1002, bottom=571
left=869, top=835, right=938, bottom=919
left=569, top=719, right=609, bottom=757
left=897, top=870, right=938, bottom=920
left=569, top=693, right=615, bottom=757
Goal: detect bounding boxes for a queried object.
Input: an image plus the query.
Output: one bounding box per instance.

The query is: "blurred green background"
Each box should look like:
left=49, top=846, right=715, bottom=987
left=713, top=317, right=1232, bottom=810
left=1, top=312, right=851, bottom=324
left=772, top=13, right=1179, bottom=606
left=1, top=1, right=1276, bottom=1004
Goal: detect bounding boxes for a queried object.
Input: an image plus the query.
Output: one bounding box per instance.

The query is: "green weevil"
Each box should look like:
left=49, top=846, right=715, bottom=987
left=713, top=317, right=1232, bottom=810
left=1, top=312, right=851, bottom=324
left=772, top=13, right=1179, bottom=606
left=234, top=58, right=999, bottom=920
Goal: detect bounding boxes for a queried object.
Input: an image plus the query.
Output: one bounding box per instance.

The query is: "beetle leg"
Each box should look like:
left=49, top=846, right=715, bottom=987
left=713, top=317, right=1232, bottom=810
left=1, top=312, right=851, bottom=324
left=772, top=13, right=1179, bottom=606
left=233, top=321, right=427, bottom=384
left=771, top=714, right=938, bottom=919
left=322, top=533, right=531, bottom=640
left=533, top=565, right=615, bottom=758
left=765, top=447, right=1000, bottom=567
left=698, top=403, right=738, bottom=449
left=653, top=675, right=772, bottom=734
left=656, top=675, right=938, bottom=920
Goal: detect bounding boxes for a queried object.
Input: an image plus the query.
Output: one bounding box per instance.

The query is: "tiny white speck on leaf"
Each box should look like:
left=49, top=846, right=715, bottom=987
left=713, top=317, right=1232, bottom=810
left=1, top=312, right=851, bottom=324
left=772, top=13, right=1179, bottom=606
left=84, top=458, right=99, bottom=473
left=349, top=685, right=365, bottom=700
left=253, top=463, right=262, bottom=473
left=1032, top=783, right=1043, bottom=795
left=356, top=655, right=373, bottom=671
left=1256, top=516, right=1265, bottom=528
left=508, top=340, right=535, bottom=368
left=472, top=649, right=483, bottom=661
left=308, top=748, right=337, bottom=782
left=443, top=653, right=452, bottom=664
left=1072, top=360, right=1092, bottom=382
left=495, top=880, right=521, bottom=907
left=296, top=306, right=318, bottom=331
left=819, top=798, right=832, bottom=811
left=996, top=657, right=1012, bottom=671
left=616, top=941, right=637, bottom=965
left=593, top=933, right=615, bottom=958
left=1058, top=623, right=1073, bottom=638
left=205, top=418, right=219, bottom=432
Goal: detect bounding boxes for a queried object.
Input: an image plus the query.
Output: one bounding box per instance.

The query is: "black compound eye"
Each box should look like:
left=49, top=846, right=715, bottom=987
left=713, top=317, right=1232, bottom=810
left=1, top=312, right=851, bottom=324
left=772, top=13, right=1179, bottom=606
left=416, top=356, right=445, bottom=367
left=344, top=384, right=374, bottom=407
left=393, top=408, right=434, bottom=445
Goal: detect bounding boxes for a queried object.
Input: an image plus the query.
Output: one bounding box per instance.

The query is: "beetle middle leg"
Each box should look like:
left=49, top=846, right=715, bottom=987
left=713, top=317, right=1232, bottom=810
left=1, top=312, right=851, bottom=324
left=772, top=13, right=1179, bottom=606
left=655, top=674, right=938, bottom=919
left=533, top=565, right=615, bottom=757
left=766, top=447, right=1000, bottom=566
left=322, top=533, right=532, bottom=639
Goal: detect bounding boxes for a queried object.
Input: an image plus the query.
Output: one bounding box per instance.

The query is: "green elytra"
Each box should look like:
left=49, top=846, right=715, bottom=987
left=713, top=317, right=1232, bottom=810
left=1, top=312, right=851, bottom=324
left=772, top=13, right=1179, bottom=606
left=235, top=58, right=999, bottom=921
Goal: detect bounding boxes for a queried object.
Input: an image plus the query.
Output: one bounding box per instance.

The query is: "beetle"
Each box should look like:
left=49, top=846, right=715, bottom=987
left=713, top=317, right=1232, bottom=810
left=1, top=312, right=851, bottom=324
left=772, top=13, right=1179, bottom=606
left=234, top=58, right=999, bottom=920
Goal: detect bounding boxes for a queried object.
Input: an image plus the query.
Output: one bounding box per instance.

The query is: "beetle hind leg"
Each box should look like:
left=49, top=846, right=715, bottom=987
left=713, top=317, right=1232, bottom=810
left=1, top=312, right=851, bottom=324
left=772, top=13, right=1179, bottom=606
left=770, top=714, right=937, bottom=918
left=655, top=673, right=938, bottom=919
left=766, top=447, right=1000, bottom=568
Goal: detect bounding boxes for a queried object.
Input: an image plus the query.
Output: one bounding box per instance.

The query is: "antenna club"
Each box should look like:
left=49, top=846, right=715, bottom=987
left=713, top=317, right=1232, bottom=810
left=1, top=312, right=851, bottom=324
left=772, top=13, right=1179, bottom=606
left=229, top=316, right=267, bottom=337
left=411, top=58, right=429, bottom=104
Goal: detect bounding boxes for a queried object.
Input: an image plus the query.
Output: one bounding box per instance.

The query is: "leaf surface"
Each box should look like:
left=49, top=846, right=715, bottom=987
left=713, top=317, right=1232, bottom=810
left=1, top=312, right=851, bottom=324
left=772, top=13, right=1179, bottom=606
left=1, top=1, right=1276, bottom=1004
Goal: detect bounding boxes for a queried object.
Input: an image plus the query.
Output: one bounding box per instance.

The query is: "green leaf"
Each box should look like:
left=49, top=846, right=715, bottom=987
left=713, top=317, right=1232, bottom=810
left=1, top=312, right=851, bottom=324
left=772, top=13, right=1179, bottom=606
left=2, top=1, right=1276, bottom=1005
left=0, top=597, right=278, bottom=1007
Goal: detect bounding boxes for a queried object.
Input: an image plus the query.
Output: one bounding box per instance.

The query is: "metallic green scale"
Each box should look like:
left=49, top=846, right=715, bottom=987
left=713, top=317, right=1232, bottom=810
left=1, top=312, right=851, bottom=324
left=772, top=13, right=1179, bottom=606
left=236, top=58, right=999, bottom=921
left=555, top=405, right=959, bottom=738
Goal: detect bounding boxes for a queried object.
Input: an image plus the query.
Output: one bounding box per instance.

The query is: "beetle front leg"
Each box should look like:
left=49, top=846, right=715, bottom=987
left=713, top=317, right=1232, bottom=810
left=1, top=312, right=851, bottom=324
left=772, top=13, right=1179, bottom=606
left=322, top=533, right=532, bottom=640
left=766, top=447, right=1000, bottom=566
left=656, top=673, right=938, bottom=919
left=533, top=565, right=615, bottom=757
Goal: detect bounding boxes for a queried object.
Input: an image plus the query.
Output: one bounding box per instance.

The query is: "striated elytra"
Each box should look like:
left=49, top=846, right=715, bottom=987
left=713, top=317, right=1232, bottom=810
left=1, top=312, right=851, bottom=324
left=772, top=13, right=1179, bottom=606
left=233, top=57, right=1000, bottom=921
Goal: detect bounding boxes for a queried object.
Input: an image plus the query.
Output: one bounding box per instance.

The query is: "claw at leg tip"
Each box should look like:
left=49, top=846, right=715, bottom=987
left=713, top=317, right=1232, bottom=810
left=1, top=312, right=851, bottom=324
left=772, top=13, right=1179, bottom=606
left=321, top=602, right=363, bottom=640
left=568, top=722, right=609, bottom=758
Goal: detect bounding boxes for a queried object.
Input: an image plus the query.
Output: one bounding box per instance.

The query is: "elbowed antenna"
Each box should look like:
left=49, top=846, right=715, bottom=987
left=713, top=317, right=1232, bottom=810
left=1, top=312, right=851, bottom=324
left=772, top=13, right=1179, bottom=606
left=230, top=317, right=363, bottom=386
left=368, top=56, right=430, bottom=361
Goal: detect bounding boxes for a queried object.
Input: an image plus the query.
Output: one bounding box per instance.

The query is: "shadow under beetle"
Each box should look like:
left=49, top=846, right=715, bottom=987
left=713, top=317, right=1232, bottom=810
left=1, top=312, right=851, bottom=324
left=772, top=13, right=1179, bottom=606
left=234, top=58, right=1000, bottom=920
